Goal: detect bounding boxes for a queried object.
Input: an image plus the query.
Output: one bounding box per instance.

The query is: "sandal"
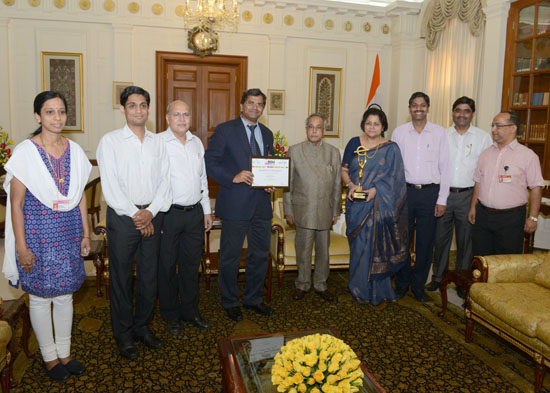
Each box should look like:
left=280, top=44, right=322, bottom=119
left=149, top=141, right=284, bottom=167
left=44, top=362, right=71, bottom=382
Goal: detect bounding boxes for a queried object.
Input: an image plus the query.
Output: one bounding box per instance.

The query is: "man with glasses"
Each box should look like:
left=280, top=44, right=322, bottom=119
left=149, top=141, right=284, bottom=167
left=426, top=97, right=491, bottom=298
left=283, top=114, right=342, bottom=302
left=391, top=92, right=450, bottom=302
left=205, top=89, right=275, bottom=322
left=158, top=100, right=213, bottom=334
left=468, top=111, right=543, bottom=255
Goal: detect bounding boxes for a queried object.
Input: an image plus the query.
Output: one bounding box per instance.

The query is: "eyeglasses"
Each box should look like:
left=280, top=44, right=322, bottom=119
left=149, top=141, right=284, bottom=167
left=490, top=123, right=514, bottom=129
left=306, top=125, right=324, bottom=131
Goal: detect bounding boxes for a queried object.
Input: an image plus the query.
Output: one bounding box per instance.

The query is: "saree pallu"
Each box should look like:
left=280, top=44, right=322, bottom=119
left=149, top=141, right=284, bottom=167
left=345, top=141, right=409, bottom=305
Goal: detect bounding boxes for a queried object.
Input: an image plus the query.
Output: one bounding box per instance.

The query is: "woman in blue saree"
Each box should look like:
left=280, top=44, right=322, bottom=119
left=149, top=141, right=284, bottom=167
left=341, top=106, right=409, bottom=305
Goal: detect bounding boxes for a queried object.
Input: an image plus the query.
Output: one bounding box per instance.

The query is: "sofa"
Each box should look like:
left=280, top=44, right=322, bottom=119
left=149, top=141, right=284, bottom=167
left=465, top=253, right=550, bottom=393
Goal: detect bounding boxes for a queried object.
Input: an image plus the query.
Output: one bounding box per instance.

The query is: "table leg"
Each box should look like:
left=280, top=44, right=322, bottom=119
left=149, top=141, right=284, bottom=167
left=437, top=275, right=451, bottom=317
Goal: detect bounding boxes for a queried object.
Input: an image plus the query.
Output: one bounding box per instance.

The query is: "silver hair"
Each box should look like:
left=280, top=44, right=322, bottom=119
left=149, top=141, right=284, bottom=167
left=166, top=101, right=174, bottom=115
left=305, top=113, right=327, bottom=128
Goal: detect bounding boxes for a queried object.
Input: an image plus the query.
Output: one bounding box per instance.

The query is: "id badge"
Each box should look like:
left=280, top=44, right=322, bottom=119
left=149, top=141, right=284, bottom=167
left=498, top=175, right=512, bottom=183
left=53, top=200, right=70, bottom=211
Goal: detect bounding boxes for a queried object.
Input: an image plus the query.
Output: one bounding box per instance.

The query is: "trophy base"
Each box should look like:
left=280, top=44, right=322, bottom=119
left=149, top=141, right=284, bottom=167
left=353, top=191, right=367, bottom=201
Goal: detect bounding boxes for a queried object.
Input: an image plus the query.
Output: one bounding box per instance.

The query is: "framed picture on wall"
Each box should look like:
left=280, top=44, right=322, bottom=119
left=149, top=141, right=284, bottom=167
left=267, top=89, right=285, bottom=115
left=113, top=81, right=134, bottom=108
left=41, top=52, right=84, bottom=133
left=308, top=67, right=342, bottom=138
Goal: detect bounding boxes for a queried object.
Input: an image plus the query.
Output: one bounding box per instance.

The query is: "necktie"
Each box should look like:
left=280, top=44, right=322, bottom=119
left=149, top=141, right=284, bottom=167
left=248, top=124, right=261, bottom=156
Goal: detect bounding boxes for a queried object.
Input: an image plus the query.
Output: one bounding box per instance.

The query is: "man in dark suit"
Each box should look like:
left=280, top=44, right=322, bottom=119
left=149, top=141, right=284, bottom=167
left=205, top=88, right=275, bottom=322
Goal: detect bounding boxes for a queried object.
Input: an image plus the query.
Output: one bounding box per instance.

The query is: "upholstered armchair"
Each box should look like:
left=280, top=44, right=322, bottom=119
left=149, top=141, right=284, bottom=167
left=465, top=253, right=550, bottom=393
left=84, top=177, right=102, bottom=229
left=270, top=197, right=350, bottom=288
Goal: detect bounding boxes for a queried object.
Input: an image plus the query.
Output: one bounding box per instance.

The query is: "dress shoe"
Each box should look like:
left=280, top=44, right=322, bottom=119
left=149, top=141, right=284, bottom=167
left=425, top=281, right=440, bottom=292
left=395, top=287, right=408, bottom=299
left=183, top=315, right=210, bottom=330
left=456, top=287, right=465, bottom=299
left=243, top=302, right=275, bottom=316
left=293, top=288, right=306, bottom=301
left=224, top=306, right=243, bottom=322
left=414, top=291, right=431, bottom=303
left=134, top=332, right=164, bottom=350
left=165, top=320, right=181, bottom=335
left=117, top=341, right=138, bottom=360
left=315, top=289, right=334, bottom=302
left=44, top=363, right=71, bottom=382
left=62, top=359, right=85, bottom=376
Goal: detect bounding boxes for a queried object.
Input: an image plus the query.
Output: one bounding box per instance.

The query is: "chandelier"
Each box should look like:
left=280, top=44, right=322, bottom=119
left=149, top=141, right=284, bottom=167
left=183, top=0, right=240, bottom=31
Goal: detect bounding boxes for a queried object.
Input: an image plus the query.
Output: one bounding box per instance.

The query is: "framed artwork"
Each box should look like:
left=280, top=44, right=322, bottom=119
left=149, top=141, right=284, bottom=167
left=308, top=67, right=342, bottom=138
left=41, top=52, right=84, bottom=133
left=267, top=89, right=285, bottom=115
left=113, top=81, right=134, bottom=108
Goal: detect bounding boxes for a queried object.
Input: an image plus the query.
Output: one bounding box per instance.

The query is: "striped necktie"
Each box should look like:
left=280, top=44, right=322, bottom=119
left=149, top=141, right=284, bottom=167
left=248, top=124, right=261, bottom=156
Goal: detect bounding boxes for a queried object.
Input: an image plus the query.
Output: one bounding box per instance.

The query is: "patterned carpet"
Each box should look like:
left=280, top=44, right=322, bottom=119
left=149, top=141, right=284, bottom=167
left=9, top=272, right=550, bottom=393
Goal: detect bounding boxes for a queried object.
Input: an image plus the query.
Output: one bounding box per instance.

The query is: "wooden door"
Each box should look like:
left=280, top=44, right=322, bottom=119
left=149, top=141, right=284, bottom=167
left=156, top=52, right=247, bottom=146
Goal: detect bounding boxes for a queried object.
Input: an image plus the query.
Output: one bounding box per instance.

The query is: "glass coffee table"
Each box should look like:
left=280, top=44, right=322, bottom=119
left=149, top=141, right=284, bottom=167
left=218, top=328, right=387, bottom=393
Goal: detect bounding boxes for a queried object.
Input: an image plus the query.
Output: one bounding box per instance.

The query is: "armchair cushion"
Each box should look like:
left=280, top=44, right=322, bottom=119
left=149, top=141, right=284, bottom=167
left=538, top=321, right=550, bottom=347
left=281, top=230, right=349, bottom=259
left=482, top=253, right=545, bottom=283
left=534, top=254, right=550, bottom=289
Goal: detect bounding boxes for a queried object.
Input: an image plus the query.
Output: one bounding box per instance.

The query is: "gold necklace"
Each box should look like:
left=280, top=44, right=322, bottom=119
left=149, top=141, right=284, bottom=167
left=365, top=143, right=381, bottom=159
left=39, top=134, right=65, bottom=185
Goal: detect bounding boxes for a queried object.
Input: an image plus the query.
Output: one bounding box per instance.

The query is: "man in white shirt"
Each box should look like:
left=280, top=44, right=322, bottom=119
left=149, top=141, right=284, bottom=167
left=426, top=97, right=492, bottom=297
left=158, top=100, right=213, bottom=334
left=96, top=86, right=171, bottom=360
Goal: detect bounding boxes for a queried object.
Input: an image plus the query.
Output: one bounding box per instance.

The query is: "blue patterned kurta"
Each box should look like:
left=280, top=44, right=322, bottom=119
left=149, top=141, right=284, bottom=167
left=16, top=140, right=86, bottom=297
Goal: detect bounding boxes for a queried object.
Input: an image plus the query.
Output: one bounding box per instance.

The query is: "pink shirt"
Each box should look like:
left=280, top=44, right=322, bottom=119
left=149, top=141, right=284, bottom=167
left=473, top=140, right=544, bottom=209
left=391, top=121, right=451, bottom=206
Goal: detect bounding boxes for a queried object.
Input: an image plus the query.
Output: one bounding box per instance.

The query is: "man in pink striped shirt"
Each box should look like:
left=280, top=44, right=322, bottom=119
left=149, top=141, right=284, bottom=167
left=391, top=92, right=450, bottom=302
left=468, top=111, right=543, bottom=255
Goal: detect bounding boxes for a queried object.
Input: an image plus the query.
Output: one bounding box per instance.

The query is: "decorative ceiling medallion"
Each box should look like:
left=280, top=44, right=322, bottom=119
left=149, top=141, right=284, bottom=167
left=344, top=21, right=352, bottom=31
left=242, top=10, right=252, bottom=22
left=175, top=5, right=185, bottom=16
left=3, top=0, right=15, bottom=5
left=382, top=24, right=390, bottom=34
left=263, top=13, right=273, bottom=24
left=325, top=19, right=334, bottom=30
left=79, top=0, right=91, bottom=10
left=188, top=26, right=219, bottom=57
left=284, top=15, right=294, bottom=26
left=28, top=0, right=40, bottom=7
left=152, top=3, right=163, bottom=15
left=104, top=0, right=115, bottom=12
left=363, top=22, right=371, bottom=32
left=128, top=1, right=139, bottom=13
left=54, top=0, right=65, bottom=8
left=304, top=17, right=314, bottom=28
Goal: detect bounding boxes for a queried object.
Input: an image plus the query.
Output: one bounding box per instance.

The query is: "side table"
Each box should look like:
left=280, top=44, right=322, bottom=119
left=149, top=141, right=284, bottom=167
left=438, top=269, right=474, bottom=317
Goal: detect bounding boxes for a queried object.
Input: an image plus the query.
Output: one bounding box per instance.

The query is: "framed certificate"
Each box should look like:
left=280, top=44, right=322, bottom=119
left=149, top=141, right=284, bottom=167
left=250, top=157, right=290, bottom=190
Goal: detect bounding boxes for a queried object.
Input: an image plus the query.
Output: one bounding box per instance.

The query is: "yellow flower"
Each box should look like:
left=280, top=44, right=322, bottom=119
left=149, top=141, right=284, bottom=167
left=314, top=370, right=324, bottom=382
left=304, top=353, right=318, bottom=367
left=318, top=361, right=327, bottom=372
left=307, top=377, right=315, bottom=385
left=298, top=383, right=307, bottom=393
left=328, top=360, right=340, bottom=373
left=289, top=388, right=298, bottom=393
left=311, top=389, right=321, bottom=393
left=284, top=360, right=293, bottom=371
left=293, top=373, right=304, bottom=384
left=301, top=366, right=311, bottom=377
left=326, top=374, right=340, bottom=384
left=319, top=350, right=329, bottom=360
left=332, top=353, right=343, bottom=364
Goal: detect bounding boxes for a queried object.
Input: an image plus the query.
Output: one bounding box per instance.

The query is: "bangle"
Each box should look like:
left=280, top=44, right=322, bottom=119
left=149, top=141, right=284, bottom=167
left=528, top=216, right=538, bottom=222
left=83, top=236, right=90, bottom=239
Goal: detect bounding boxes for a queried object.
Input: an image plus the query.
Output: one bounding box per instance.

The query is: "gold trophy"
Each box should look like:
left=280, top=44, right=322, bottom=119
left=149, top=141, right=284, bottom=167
left=353, top=145, right=368, bottom=200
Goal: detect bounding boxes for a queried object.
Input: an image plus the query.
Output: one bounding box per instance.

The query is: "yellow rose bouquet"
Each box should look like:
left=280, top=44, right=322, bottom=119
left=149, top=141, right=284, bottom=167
left=273, top=130, right=289, bottom=157
left=271, top=333, right=364, bottom=393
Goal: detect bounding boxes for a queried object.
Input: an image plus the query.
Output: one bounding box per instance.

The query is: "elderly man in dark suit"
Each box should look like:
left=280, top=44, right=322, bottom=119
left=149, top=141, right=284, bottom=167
left=205, top=88, right=275, bottom=322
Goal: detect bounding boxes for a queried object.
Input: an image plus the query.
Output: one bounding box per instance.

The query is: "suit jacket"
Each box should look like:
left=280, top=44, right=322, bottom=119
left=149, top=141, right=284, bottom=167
left=283, top=141, right=342, bottom=230
left=205, top=117, right=274, bottom=221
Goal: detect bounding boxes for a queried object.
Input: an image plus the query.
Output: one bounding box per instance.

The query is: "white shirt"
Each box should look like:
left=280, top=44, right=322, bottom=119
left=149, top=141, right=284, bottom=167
left=96, top=124, right=172, bottom=218
left=159, top=128, right=211, bottom=214
left=446, top=124, right=492, bottom=188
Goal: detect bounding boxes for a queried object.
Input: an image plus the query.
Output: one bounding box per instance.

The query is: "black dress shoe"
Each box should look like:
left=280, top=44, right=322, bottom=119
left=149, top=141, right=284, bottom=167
left=243, top=302, right=275, bottom=316
left=117, top=341, right=138, bottom=360
left=62, top=359, right=85, bottom=376
left=395, top=287, right=408, bottom=299
left=134, top=333, right=164, bottom=350
left=224, top=306, right=243, bottom=322
left=44, top=363, right=71, bottom=382
left=183, top=315, right=210, bottom=330
left=315, top=290, right=334, bottom=302
left=425, top=281, right=440, bottom=292
left=165, top=320, right=181, bottom=335
left=293, top=288, right=306, bottom=301
left=414, top=291, right=431, bottom=303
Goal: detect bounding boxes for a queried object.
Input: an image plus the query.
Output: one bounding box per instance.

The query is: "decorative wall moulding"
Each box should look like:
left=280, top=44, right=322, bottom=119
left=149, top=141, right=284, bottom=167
left=54, top=0, right=65, bottom=8
left=79, top=0, right=91, bottom=11
left=152, top=3, right=163, bottom=15
left=284, top=15, right=294, bottom=26
left=344, top=21, right=352, bottom=31
left=263, top=13, right=273, bottom=24
left=304, top=17, right=314, bottom=28
left=363, top=22, right=371, bottom=32
left=3, top=0, right=15, bottom=6
left=104, top=0, right=115, bottom=12
left=325, top=19, right=334, bottom=30
left=242, top=10, right=253, bottom=21
left=29, top=0, right=40, bottom=7
left=382, top=24, right=390, bottom=34
left=128, top=1, right=139, bottom=14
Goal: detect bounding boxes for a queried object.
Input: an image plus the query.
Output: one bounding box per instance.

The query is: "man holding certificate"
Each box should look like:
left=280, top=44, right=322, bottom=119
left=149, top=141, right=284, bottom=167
left=283, top=114, right=342, bottom=302
left=205, top=88, right=275, bottom=322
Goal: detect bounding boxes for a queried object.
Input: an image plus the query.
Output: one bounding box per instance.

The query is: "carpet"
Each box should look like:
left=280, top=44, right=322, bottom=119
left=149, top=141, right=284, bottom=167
left=10, top=272, right=550, bottom=393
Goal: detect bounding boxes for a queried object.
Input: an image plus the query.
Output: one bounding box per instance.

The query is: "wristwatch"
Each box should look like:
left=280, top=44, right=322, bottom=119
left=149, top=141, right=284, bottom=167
left=528, top=216, right=538, bottom=222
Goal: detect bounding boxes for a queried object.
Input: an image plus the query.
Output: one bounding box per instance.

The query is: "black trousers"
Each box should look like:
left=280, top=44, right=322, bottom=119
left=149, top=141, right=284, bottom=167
left=219, top=212, right=271, bottom=308
left=158, top=204, right=204, bottom=323
left=472, top=204, right=526, bottom=256
left=106, top=207, right=164, bottom=342
left=395, top=185, right=439, bottom=296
